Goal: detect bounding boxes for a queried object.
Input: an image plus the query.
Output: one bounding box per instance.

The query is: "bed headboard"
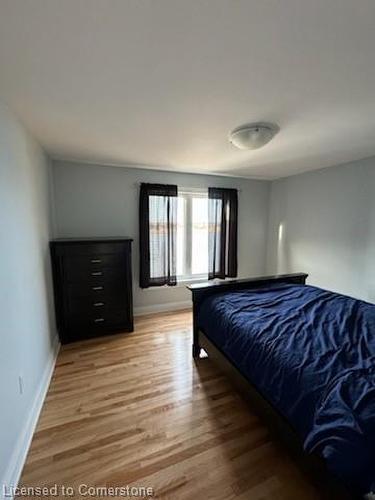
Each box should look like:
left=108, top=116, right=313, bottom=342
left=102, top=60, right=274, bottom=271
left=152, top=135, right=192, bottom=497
left=188, top=272, right=308, bottom=304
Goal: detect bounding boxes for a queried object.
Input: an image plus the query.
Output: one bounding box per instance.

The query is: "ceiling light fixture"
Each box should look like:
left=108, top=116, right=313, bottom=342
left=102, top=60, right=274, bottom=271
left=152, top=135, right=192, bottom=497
left=229, top=122, right=279, bottom=150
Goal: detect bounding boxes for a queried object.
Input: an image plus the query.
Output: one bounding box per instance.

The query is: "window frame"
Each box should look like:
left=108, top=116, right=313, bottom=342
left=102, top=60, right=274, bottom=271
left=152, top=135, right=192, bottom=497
left=176, top=188, right=208, bottom=283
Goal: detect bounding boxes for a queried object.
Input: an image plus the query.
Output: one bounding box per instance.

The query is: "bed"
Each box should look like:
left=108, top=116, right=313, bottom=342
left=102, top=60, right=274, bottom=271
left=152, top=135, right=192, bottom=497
left=188, top=273, right=375, bottom=500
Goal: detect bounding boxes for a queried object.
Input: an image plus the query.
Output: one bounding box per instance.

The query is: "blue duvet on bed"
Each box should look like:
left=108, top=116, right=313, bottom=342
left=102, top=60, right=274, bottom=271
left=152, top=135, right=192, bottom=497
left=198, top=284, right=375, bottom=496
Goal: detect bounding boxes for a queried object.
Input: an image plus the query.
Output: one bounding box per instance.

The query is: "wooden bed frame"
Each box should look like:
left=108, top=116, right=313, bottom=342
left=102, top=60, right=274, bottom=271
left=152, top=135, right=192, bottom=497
left=188, top=273, right=358, bottom=500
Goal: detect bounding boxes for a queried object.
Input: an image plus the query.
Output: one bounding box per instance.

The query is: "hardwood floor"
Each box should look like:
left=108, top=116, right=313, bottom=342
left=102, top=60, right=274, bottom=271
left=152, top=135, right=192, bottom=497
left=20, top=310, right=320, bottom=499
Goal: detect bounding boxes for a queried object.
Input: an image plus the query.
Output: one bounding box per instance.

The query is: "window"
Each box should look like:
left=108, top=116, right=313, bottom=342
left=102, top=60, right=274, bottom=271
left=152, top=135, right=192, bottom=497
left=139, top=184, right=237, bottom=288
left=176, top=189, right=209, bottom=281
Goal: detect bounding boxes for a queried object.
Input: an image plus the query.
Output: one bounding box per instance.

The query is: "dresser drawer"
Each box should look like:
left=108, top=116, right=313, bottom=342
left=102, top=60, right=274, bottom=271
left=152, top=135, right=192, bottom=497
left=64, top=253, right=124, bottom=274
left=67, top=294, right=127, bottom=314
left=67, top=280, right=127, bottom=299
left=63, top=264, right=125, bottom=284
left=56, top=242, right=127, bottom=257
left=66, top=309, right=128, bottom=332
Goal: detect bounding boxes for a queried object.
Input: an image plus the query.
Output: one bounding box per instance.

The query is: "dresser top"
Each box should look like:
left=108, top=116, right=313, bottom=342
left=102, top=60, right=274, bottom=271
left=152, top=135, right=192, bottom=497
left=50, top=237, right=133, bottom=245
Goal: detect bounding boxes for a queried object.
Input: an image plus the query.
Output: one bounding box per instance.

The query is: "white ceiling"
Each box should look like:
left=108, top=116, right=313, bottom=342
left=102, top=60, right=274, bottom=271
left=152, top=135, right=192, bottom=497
left=1, top=0, right=375, bottom=179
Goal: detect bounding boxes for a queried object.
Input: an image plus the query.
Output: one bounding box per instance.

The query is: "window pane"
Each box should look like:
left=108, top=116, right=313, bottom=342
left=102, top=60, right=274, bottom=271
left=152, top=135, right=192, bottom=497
left=149, top=195, right=177, bottom=280
left=208, top=197, right=223, bottom=275
left=192, top=197, right=208, bottom=275
left=176, top=196, right=186, bottom=276
left=149, top=195, right=166, bottom=279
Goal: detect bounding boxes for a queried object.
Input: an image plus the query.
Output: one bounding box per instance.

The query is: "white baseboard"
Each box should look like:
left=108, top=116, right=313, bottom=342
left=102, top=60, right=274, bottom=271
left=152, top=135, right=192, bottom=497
left=134, top=300, right=192, bottom=316
left=1, top=336, right=60, bottom=498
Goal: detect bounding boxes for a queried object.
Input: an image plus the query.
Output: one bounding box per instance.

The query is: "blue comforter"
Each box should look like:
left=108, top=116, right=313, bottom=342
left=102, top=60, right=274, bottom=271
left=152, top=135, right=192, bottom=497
left=198, top=283, right=375, bottom=496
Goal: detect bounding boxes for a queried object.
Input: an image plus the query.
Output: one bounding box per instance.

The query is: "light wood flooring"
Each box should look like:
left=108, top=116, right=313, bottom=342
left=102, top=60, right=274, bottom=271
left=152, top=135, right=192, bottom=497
left=19, top=310, right=320, bottom=499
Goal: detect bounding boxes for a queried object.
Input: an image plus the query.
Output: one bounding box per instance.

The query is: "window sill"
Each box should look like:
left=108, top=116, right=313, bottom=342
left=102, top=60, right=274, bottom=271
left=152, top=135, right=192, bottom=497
left=143, top=276, right=209, bottom=290
left=177, top=276, right=208, bottom=286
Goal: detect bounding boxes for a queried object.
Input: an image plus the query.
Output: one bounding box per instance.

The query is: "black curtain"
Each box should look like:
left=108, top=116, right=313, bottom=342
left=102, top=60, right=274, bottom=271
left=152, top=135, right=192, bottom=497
left=139, top=183, right=178, bottom=288
left=208, top=187, right=238, bottom=279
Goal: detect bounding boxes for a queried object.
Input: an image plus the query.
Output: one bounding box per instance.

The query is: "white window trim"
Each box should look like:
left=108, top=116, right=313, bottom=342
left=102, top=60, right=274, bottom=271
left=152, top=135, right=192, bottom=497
left=178, top=187, right=208, bottom=196
left=146, top=274, right=208, bottom=291
left=145, top=187, right=209, bottom=289
left=177, top=273, right=208, bottom=284
left=177, top=188, right=208, bottom=283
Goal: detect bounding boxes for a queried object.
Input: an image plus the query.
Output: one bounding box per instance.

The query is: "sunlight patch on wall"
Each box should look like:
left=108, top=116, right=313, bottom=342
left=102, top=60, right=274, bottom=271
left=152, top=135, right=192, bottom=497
left=277, top=222, right=287, bottom=273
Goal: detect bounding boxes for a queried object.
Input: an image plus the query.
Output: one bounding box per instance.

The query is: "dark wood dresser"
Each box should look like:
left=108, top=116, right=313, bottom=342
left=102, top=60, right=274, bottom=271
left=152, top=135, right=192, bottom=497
left=50, top=238, right=133, bottom=344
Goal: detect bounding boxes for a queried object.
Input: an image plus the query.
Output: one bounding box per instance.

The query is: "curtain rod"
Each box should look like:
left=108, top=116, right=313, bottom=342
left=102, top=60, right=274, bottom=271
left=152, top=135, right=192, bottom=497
left=133, top=183, right=241, bottom=192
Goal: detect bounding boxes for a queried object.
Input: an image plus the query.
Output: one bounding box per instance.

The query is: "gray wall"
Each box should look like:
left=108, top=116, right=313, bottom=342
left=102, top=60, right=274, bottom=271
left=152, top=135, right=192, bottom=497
left=267, top=157, right=375, bottom=302
left=51, top=160, right=270, bottom=311
left=0, top=104, right=57, bottom=484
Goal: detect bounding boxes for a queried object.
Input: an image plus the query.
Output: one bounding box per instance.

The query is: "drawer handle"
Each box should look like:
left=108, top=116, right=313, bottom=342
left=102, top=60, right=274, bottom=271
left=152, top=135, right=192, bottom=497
left=93, top=302, right=104, bottom=307
left=92, top=286, right=103, bottom=291
left=91, top=271, right=103, bottom=276
left=94, top=318, right=105, bottom=323
left=91, top=259, right=102, bottom=263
